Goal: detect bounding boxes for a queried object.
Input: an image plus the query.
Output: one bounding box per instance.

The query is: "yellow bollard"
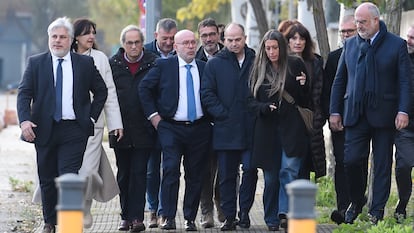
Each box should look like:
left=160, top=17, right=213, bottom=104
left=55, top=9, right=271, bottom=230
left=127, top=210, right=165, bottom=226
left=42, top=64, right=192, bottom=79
left=287, top=179, right=317, bottom=233
left=58, top=211, right=83, bottom=233
left=55, top=173, right=86, bottom=233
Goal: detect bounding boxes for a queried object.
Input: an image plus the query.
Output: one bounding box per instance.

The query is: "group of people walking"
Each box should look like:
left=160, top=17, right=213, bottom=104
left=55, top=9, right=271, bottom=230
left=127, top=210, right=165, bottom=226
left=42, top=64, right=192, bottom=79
left=16, top=1, right=414, bottom=233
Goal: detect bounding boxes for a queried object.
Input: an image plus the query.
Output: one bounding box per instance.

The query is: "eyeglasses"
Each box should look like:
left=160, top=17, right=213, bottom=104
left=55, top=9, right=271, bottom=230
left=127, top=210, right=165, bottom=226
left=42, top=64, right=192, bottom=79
left=125, top=40, right=141, bottom=47
left=339, top=29, right=356, bottom=34
left=200, top=32, right=217, bottom=39
left=175, top=40, right=197, bottom=47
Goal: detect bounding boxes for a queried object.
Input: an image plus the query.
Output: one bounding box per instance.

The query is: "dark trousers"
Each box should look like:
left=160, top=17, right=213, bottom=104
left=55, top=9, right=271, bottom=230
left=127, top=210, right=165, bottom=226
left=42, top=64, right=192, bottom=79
left=217, top=150, right=258, bottom=220
left=157, top=120, right=211, bottom=221
left=262, top=167, right=280, bottom=227
left=146, top=148, right=161, bottom=214
left=36, top=120, right=88, bottom=225
left=394, top=128, right=414, bottom=214
left=331, top=130, right=350, bottom=211
left=199, top=148, right=222, bottom=215
left=344, top=116, right=394, bottom=219
left=114, top=147, right=151, bottom=221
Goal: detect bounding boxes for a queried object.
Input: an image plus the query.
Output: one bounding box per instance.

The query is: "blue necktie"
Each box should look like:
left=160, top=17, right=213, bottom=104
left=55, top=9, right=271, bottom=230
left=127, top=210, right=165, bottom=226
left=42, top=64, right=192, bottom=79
left=185, top=64, right=196, bottom=122
left=54, top=58, right=63, bottom=121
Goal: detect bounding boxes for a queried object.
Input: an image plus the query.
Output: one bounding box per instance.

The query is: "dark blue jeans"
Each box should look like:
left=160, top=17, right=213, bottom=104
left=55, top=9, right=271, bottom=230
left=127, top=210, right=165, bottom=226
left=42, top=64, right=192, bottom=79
left=262, top=167, right=280, bottom=227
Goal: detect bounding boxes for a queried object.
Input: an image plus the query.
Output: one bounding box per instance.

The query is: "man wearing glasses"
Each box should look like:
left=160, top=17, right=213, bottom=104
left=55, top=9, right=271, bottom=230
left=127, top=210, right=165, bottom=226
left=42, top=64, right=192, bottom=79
left=109, top=25, right=158, bottom=232
left=322, top=14, right=358, bottom=225
left=139, top=29, right=212, bottom=231
left=195, top=18, right=225, bottom=229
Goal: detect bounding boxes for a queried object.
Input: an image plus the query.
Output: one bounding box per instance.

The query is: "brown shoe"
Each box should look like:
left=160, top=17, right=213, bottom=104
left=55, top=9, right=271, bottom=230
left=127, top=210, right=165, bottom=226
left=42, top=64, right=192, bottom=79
left=130, top=219, right=145, bottom=232
left=148, top=212, right=158, bottom=228
left=42, top=223, right=55, bottom=233
left=118, top=219, right=131, bottom=231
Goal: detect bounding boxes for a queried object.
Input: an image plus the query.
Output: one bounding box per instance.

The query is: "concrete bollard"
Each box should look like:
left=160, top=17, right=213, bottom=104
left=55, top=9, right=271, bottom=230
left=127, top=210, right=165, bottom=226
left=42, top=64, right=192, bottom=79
left=55, top=173, right=86, bottom=233
left=287, top=179, right=317, bottom=233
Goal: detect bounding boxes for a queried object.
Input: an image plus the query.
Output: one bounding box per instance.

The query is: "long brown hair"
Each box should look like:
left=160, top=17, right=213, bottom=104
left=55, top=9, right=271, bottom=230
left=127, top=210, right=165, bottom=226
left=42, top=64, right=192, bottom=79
left=250, top=30, right=288, bottom=98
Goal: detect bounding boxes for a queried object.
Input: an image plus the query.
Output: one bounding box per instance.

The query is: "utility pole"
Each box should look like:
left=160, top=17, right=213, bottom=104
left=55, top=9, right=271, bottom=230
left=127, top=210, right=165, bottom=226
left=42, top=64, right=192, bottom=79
left=145, top=0, right=161, bottom=43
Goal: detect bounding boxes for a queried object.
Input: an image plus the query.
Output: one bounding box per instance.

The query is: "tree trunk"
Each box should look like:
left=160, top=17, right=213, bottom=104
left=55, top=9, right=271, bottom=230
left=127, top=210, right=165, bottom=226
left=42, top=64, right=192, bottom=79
left=312, top=0, right=330, bottom=63
left=384, top=0, right=402, bottom=35
left=248, top=0, right=268, bottom=38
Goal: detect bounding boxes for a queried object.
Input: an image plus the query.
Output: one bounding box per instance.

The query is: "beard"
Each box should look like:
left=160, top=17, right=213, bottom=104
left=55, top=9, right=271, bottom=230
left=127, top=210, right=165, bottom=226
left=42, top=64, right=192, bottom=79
left=50, top=48, right=69, bottom=57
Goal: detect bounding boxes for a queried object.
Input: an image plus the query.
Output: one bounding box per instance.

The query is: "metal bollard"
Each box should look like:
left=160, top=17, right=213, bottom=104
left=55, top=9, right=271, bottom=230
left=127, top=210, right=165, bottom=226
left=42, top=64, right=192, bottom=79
left=55, top=173, right=86, bottom=233
left=287, top=179, right=317, bottom=233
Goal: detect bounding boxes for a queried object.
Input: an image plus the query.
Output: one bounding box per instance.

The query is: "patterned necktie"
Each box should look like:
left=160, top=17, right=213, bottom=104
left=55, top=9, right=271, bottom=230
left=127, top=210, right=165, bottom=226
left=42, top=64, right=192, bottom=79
left=54, top=58, right=63, bottom=121
left=185, top=64, right=196, bottom=122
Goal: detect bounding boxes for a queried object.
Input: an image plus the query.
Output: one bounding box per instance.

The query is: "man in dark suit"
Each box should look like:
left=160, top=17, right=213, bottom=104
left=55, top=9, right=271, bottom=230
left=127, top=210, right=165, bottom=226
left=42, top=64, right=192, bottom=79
left=139, top=29, right=212, bottom=231
left=195, top=18, right=225, bottom=228
left=142, top=18, right=177, bottom=227
left=323, top=14, right=360, bottom=224
left=17, top=17, right=107, bottom=233
left=330, top=2, right=411, bottom=224
left=393, top=24, right=414, bottom=223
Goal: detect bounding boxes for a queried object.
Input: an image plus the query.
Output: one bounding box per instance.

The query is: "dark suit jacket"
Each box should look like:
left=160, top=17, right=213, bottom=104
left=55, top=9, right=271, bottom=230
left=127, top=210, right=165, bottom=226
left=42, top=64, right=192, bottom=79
left=322, top=47, right=342, bottom=119
left=330, top=22, right=411, bottom=128
left=139, top=56, right=206, bottom=119
left=17, top=52, right=107, bottom=146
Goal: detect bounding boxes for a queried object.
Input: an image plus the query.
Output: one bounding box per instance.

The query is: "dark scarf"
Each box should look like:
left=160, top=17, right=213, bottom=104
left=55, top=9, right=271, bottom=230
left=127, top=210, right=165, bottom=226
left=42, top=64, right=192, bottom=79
left=353, top=21, right=387, bottom=113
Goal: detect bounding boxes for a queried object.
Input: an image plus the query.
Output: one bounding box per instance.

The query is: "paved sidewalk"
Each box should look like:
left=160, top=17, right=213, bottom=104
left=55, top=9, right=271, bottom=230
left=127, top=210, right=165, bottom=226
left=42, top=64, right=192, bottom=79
left=34, top=142, right=337, bottom=232
left=0, top=93, right=336, bottom=233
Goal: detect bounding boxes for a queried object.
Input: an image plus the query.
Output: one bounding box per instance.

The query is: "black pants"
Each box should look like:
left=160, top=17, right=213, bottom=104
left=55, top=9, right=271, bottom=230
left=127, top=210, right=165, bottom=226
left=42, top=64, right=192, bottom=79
left=36, top=120, right=88, bottom=225
left=394, top=128, right=414, bottom=214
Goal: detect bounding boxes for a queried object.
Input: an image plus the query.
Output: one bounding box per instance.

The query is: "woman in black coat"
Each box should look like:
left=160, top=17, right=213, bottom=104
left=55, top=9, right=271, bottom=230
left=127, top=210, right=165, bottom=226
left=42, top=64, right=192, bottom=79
left=248, top=30, right=311, bottom=231
left=282, top=22, right=326, bottom=179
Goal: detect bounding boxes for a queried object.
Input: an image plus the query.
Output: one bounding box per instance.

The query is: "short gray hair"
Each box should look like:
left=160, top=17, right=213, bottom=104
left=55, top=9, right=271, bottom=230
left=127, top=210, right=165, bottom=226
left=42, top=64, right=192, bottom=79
left=155, top=18, right=177, bottom=33
left=47, top=17, right=74, bottom=39
left=119, top=25, right=144, bottom=45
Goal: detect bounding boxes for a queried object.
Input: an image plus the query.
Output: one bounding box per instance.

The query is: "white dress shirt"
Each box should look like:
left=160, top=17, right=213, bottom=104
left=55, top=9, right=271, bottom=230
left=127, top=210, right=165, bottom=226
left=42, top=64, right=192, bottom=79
left=52, top=53, right=75, bottom=120
left=173, top=56, right=203, bottom=121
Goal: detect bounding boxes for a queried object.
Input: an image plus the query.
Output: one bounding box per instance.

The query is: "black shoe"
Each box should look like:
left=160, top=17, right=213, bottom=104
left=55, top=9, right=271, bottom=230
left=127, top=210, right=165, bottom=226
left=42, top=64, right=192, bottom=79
left=267, top=225, right=279, bottom=231
left=185, top=220, right=197, bottom=231
left=394, top=211, right=406, bottom=224
left=118, top=220, right=131, bottom=231
left=344, top=203, right=363, bottom=224
left=160, top=218, right=176, bottom=230
left=42, top=224, right=56, bottom=233
left=130, top=219, right=145, bottom=232
left=220, top=219, right=236, bottom=231
left=238, top=212, right=250, bottom=228
left=278, top=213, right=288, bottom=229
left=368, top=213, right=380, bottom=225
left=330, top=210, right=345, bottom=225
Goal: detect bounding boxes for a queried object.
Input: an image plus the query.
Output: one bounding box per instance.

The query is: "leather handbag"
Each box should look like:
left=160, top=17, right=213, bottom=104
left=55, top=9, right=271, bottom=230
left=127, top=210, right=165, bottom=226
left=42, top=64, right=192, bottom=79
left=282, top=91, right=314, bottom=133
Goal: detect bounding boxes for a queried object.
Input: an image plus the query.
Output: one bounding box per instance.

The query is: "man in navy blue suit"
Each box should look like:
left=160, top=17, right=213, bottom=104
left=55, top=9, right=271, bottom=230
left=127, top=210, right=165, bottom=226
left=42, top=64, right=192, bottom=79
left=139, top=29, right=211, bottom=231
left=17, top=17, right=107, bottom=233
left=330, top=2, right=411, bottom=224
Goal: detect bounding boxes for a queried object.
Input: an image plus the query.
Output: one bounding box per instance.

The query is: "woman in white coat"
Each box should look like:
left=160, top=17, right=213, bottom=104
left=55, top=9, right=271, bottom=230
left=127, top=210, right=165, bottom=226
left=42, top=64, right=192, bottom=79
left=72, top=18, right=124, bottom=228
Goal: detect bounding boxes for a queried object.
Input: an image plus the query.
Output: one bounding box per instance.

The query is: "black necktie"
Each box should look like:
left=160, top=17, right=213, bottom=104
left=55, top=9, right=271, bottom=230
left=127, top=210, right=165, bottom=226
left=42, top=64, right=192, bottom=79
left=54, top=58, right=63, bottom=121
left=367, top=39, right=371, bottom=45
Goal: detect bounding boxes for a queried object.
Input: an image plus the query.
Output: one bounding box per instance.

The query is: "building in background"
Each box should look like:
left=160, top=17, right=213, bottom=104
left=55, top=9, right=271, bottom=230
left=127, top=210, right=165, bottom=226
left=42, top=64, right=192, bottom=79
left=0, top=2, right=32, bottom=90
